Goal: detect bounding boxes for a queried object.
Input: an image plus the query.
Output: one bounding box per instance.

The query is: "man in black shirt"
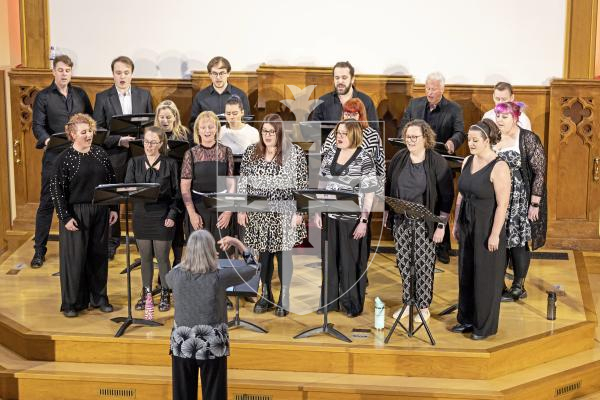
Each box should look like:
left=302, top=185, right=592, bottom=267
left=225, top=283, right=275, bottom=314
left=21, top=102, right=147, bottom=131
left=397, top=72, right=465, bottom=153
left=30, top=54, right=93, bottom=268
left=93, top=55, right=153, bottom=259
left=397, top=72, right=464, bottom=264
left=189, top=56, right=250, bottom=129
left=310, top=61, right=379, bottom=131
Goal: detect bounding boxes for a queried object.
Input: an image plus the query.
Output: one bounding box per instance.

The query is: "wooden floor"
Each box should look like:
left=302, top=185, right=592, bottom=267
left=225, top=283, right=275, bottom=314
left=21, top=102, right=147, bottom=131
left=0, top=236, right=599, bottom=399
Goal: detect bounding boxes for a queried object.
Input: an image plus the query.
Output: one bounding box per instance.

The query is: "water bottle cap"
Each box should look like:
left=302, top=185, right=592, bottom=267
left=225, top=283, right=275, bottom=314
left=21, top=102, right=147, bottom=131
left=547, top=291, right=557, bottom=298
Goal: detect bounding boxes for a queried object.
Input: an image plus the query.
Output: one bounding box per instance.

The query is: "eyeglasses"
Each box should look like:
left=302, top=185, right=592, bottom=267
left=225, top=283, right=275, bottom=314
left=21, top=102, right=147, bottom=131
left=405, top=135, right=423, bottom=142
left=210, top=71, right=228, bottom=78
left=144, top=140, right=161, bottom=146
left=336, top=130, right=348, bottom=137
left=262, top=129, right=277, bottom=136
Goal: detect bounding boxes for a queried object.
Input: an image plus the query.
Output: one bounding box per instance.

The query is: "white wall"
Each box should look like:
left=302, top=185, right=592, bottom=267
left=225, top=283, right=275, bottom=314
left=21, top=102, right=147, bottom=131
left=48, top=0, right=566, bottom=85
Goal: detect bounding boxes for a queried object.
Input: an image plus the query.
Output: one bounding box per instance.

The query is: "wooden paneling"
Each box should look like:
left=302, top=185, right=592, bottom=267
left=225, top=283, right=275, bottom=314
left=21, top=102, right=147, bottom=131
left=0, top=71, right=11, bottom=255
left=547, top=79, right=600, bottom=250
left=564, top=0, right=598, bottom=79
left=19, top=0, right=49, bottom=68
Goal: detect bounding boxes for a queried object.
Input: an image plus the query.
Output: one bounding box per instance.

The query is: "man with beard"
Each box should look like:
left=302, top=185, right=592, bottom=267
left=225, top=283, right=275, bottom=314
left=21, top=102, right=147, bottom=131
left=93, top=55, right=153, bottom=259
left=30, top=54, right=93, bottom=268
left=188, top=56, right=250, bottom=129
left=310, top=61, right=379, bottom=131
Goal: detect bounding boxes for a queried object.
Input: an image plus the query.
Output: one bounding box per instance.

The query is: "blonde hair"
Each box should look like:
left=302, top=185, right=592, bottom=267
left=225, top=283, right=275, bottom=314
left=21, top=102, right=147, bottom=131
left=180, top=230, right=218, bottom=274
left=154, top=100, right=190, bottom=142
left=193, top=111, right=221, bottom=145
left=65, top=113, right=96, bottom=141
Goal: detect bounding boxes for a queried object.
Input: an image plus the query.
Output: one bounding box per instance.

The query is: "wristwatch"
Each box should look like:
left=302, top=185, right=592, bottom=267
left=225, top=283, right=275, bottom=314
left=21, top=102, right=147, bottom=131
left=437, top=222, right=446, bottom=229
left=360, top=217, right=369, bottom=224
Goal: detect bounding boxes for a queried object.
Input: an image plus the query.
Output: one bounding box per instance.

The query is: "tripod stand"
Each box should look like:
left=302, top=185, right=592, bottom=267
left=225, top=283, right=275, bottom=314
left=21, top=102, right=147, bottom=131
left=384, top=197, right=443, bottom=346
left=292, top=189, right=361, bottom=343
left=93, top=183, right=162, bottom=337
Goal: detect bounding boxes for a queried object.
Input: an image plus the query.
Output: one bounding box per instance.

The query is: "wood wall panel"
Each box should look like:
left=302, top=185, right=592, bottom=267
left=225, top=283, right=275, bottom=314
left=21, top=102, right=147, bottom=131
left=564, top=0, right=598, bottom=79
left=19, top=0, right=49, bottom=68
left=0, top=71, right=11, bottom=255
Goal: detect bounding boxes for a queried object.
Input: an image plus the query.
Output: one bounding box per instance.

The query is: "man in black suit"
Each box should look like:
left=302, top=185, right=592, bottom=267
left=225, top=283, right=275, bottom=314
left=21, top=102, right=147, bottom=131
left=397, top=72, right=464, bottom=264
left=93, top=55, right=153, bottom=259
left=189, top=56, right=250, bottom=129
left=397, top=72, right=465, bottom=153
left=30, top=54, right=93, bottom=268
left=310, top=61, right=379, bottom=131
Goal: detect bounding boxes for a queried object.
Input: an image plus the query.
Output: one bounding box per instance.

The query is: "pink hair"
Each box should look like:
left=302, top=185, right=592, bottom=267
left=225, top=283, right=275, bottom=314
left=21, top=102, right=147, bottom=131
left=494, top=101, right=524, bottom=121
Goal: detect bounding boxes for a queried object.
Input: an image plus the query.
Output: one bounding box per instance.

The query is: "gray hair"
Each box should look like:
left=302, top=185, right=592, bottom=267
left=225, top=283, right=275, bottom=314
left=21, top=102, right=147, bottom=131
left=426, top=72, right=445, bottom=87
left=180, top=230, right=218, bottom=274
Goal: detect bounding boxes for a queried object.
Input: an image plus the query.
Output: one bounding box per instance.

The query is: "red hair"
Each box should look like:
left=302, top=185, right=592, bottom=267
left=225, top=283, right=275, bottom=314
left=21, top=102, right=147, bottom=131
left=343, top=98, right=368, bottom=129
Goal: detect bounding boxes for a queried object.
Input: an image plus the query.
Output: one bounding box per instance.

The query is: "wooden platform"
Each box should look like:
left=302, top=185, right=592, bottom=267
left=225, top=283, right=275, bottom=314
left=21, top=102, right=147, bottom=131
left=0, top=237, right=599, bottom=399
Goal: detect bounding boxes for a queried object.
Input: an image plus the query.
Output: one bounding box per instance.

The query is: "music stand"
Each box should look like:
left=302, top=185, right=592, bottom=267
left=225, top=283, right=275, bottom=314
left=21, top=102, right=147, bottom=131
left=93, top=182, right=161, bottom=338
left=292, top=189, right=362, bottom=343
left=220, top=259, right=267, bottom=333
left=46, top=129, right=108, bottom=153
left=109, top=113, right=155, bottom=140
left=384, top=197, right=443, bottom=346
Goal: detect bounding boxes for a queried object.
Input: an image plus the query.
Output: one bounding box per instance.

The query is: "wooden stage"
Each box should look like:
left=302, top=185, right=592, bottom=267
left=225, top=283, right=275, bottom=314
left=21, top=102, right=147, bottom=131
left=0, top=237, right=599, bottom=399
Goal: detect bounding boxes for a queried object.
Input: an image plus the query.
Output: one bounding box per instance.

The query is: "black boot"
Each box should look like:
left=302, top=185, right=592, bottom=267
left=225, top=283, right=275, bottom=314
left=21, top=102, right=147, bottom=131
left=275, top=286, right=290, bottom=317
left=509, top=278, right=527, bottom=301
left=158, top=288, right=171, bottom=312
left=135, top=287, right=152, bottom=311
left=30, top=251, right=45, bottom=269
left=253, top=283, right=274, bottom=313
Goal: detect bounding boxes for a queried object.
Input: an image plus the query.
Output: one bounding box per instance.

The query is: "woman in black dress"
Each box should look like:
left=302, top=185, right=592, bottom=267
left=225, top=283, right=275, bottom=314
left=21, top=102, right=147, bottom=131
left=238, top=113, right=308, bottom=317
left=125, top=126, right=180, bottom=312
left=494, top=102, right=547, bottom=301
left=155, top=99, right=193, bottom=266
left=314, top=119, right=379, bottom=317
left=181, top=111, right=234, bottom=253
left=452, top=119, right=511, bottom=340
left=386, top=120, right=454, bottom=323
left=50, top=113, right=119, bottom=318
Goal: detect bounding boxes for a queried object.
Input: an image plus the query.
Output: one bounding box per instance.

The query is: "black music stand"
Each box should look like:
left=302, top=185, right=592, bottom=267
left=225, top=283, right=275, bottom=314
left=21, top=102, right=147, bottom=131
left=46, top=129, right=108, bottom=153
left=109, top=113, right=155, bottom=140
left=220, top=259, right=267, bottom=333
left=93, top=183, right=161, bottom=338
left=292, top=189, right=362, bottom=343
left=384, top=197, right=443, bottom=346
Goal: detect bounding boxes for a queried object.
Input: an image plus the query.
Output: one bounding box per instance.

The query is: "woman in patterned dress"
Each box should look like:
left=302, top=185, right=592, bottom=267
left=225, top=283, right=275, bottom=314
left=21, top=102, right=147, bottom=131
left=494, top=102, right=547, bottom=301
left=315, top=119, right=379, bottom=317
left=238, top=113, right=308, bottom=317
left=385, top=120, right=454, bottom=323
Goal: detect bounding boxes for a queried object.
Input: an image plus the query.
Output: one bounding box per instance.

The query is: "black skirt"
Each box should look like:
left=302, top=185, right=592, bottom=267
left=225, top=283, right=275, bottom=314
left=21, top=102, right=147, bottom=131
left=132, top=202, right=176, bottom=241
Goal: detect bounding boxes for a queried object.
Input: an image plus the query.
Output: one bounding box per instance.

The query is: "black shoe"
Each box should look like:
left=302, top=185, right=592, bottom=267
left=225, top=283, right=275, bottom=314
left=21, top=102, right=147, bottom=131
left=30, top=252, right=45, bottom=269
left=227, top=298, right=233, bottom=310
left=99, top=303, right=113, bottom=313
left=158, top=288, right=171, bottom=312
left=346, top=311, right=361, bottom=318
left=436, top=248, right=450, bottom=264
left=275, top=286, right=290, bottom=317
left=451, top=323, right=473, bottom=333
left=253, top=284, right=275, bottom=314
left=108, top=246, right=117, bottom=261
left=135, top=287, right=152, bottom=311
left=471, top=333, right=489, bottom=340
left=509, top=279, right=527, bottom=301
left=501, top=286, right=515, bottom=302
left=63, top=309, right=78, bottom=318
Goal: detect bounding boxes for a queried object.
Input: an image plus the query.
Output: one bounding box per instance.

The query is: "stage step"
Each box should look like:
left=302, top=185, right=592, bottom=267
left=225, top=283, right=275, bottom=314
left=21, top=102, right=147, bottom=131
left=2, top=342, right=600, bottom=400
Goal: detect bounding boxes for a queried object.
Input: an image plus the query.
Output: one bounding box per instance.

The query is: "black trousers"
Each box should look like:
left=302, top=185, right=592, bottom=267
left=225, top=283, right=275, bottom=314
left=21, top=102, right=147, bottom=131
left=172, top=355, right=227, bottom=400
left=58, top=204, right=110, bottom=312
left=34, top=151, right=57, bottom=255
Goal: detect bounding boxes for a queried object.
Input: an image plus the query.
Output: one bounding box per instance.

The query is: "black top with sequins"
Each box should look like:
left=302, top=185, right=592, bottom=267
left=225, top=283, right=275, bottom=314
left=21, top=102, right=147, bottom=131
left=50, top=145, right=116, bottom=223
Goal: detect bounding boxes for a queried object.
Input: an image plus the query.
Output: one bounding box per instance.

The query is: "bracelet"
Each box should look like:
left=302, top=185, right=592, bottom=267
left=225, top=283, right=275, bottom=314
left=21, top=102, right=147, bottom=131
left=530, top=203, right=540, bottom=208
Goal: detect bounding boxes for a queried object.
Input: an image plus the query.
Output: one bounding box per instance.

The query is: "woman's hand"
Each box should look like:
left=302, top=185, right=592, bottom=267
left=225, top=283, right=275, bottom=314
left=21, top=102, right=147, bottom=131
left=65, top=218, right=79, bottom=231
left=452, top=222, right=459, bottom=241
left=528, top=205, right=539, bottom=222
left=487, top=234, right=500, bottom=252
left=217, top=236, right=247, bottom=253
left=383, top=210, right=389, bottom=228
left=291, top=213, right=303, bottom=227
left=314, top=213, right=322, bottom=229
left=164, top=218, right=175, bottom=228
left=109, top=211, right=119, bottom=226
left=433, top=226, right=445, bottom=244
left=216, top=211, right=232, bottom=229
left=237, top=212, right=248, bottom=227
left=353, top=221, right=367, bottom=240
left=189, top=212, right=203, bottom=230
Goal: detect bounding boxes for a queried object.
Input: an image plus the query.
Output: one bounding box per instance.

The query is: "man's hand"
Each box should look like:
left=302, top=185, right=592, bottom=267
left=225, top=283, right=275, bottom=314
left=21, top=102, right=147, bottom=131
left=119, top=136, right=136, bottom=148
left=445, top=140, right=455, bottom=154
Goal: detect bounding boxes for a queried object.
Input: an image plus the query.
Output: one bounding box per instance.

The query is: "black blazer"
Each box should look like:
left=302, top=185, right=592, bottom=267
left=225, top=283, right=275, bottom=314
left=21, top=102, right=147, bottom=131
left=397, top=96, right=465, bottom=150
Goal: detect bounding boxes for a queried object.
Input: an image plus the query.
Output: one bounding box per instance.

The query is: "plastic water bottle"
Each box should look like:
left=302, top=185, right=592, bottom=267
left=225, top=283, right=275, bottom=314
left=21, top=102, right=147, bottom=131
left=547, top=291, right=557, bottom=320
left=144, top=292, right=154, bottom=321
left=374, top=297, right=385, bottom=330
left=49, top=46, right=56, bottom=68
